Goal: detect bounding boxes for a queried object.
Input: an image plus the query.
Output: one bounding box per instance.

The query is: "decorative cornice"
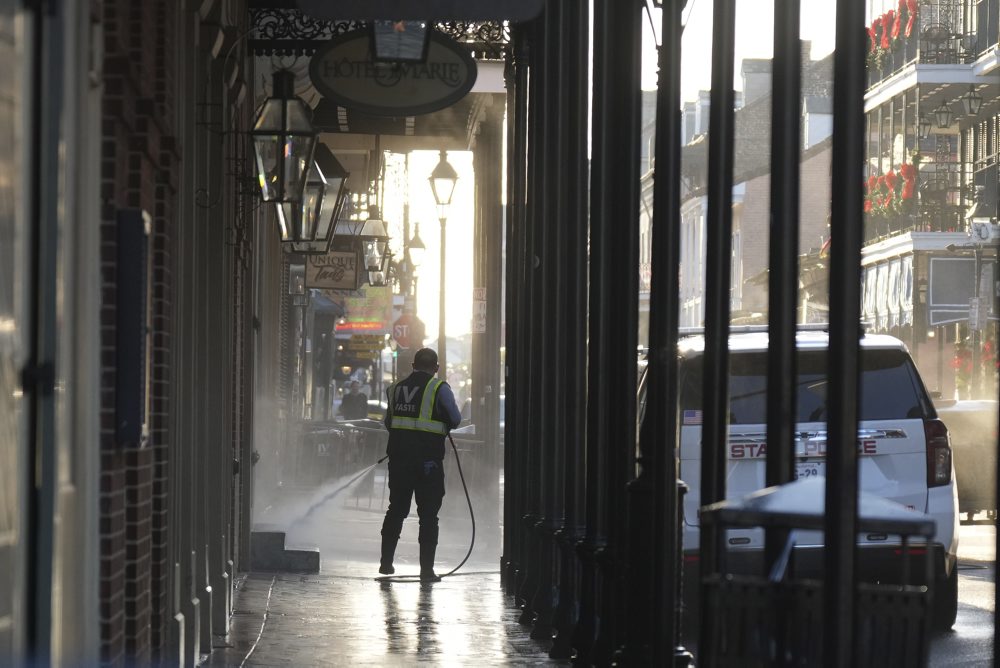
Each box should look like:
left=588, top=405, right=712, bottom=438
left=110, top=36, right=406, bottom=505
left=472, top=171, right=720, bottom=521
left=248, top=9, right=509, bottom=60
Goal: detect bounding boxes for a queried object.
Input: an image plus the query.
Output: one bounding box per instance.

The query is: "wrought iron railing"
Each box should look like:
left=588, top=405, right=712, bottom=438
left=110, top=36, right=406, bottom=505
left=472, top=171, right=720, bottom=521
left=867, top=0, right=976, bottom=87
left=971, top=0, right=1000, bottom=58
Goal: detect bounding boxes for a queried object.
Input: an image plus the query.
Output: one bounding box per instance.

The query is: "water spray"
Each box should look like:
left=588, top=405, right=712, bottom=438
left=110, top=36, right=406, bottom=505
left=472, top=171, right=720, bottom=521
left=375, top=433, right=476, bottom=583
left=290, top=456, right=388, bottom=527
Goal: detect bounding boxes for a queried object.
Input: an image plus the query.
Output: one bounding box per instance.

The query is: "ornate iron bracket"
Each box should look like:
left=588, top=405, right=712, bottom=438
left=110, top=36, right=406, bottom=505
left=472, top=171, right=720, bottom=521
left=249, top=8, right=510, bottom=60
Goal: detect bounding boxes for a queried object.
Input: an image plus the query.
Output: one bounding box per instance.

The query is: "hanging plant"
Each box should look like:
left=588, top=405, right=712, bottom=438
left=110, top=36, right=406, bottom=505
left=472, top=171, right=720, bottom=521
left=863, top=159, right=919, bottom=217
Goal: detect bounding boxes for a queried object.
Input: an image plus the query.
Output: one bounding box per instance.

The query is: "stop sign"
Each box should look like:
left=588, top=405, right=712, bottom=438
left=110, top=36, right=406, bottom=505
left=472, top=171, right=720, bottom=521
left=393, top=314, right=414, bottom=349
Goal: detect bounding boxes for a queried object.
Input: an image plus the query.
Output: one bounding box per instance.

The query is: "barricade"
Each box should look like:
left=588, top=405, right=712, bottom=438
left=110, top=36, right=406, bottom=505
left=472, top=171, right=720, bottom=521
left=294, top=420, right=387, bottom=489
left=699, top=477, right=934, bottom=667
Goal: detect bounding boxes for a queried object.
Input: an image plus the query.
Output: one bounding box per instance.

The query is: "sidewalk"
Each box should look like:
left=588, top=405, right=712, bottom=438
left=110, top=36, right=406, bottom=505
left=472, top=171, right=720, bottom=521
left=206, top=567, right=565, bottom=666
left=208, top=469, right=561, bottom=666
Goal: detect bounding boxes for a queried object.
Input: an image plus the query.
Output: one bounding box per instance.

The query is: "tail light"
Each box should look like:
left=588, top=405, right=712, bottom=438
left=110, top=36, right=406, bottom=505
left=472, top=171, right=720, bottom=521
left=924, top=419, right=952, bottom=488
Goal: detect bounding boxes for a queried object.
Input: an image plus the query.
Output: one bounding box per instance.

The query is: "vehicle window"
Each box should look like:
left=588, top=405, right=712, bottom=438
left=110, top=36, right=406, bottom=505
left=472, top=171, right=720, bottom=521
left=677, top=348, right=927, bottom=424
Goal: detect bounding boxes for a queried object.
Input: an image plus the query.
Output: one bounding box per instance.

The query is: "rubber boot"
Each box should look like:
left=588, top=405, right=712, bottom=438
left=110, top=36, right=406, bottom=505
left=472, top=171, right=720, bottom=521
left=419, top=542, right=440, bottom=582
left=380, top=535, right=398, bottom=575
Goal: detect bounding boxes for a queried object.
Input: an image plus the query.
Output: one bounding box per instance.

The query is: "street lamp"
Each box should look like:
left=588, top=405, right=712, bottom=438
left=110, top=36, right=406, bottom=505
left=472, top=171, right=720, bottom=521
left=428, top=150, right=458, bottom=380
left=252, top=70, right=318, bottom=241
left=408, top=223, right=426, bottom=268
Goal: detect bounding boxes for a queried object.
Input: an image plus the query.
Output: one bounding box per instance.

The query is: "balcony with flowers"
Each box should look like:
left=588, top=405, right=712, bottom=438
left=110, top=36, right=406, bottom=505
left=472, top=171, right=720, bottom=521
left=864, top=151, right=969, bottom=243
left=867, top=0, right=977, bottom=87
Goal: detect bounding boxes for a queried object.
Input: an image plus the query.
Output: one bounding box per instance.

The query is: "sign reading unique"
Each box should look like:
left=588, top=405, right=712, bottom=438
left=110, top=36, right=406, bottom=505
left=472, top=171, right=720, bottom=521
left=309, top=29, right=478, bottom=117
left=306, top=251, right=359, bottom=290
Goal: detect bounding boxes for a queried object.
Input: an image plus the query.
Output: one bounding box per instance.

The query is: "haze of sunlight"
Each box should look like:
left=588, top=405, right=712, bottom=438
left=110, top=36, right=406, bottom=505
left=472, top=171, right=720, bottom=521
left=641, top=0, right=838, bottom=99
left=383, top=1, right=838, bottom=344
left=384, top=149, right=476, bottom=341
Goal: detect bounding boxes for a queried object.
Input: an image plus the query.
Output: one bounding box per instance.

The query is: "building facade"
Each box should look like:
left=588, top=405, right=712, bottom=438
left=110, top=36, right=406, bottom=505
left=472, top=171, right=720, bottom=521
left=862, top=0, right=1000, bottom=399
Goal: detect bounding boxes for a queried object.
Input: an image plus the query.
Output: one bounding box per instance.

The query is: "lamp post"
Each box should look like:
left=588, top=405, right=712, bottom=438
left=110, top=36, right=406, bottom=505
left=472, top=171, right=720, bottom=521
left=429, top=150, right=458, bottom=380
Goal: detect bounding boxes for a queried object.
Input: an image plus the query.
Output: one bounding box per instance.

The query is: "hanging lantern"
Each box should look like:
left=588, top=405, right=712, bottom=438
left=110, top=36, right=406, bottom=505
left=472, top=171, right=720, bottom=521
left=252, top=70, right=318, bottom=240
left=361, top=223, right=389, bottom=272
left=368, top=254, right=393, bottom=287
left=934, top=102, right=954, bottom=129
left=291, top=144, right=351, bottom=254
left=961, top=85, right=983, bottom=116
left=372, top=20, right=430, bottom=62
left=917, top=114, right=932, bottom=139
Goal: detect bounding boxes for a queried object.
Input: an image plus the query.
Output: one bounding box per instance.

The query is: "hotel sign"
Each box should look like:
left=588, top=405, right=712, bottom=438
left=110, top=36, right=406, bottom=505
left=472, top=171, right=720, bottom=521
left=309, top=29, right=477, bottom=117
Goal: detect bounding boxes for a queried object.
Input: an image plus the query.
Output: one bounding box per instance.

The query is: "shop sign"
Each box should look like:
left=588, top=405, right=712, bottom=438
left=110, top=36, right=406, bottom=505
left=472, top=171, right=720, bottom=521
left=309, top=29, right=477, bottom=117
left=306, top=250, right=359, bottom=290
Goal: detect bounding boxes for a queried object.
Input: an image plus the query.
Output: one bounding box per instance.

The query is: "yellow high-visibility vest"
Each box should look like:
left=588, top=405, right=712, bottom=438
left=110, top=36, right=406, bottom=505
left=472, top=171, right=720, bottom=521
left=388, top=376, right=448, bottom=435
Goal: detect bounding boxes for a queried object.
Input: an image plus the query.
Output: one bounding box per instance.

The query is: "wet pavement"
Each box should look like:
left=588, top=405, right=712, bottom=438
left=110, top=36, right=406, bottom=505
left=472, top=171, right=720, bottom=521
left=205, top=567, right=564, bottom=666
left=210, top=468, right=998, bottom=666
left=207, top=467, right=561, bottom=666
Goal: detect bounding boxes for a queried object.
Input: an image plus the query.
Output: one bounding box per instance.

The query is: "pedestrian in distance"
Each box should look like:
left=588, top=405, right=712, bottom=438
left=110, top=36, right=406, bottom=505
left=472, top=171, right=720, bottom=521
left=379, top=348, right=462, bottom=581
left=338, top=380, right=369, bottom=420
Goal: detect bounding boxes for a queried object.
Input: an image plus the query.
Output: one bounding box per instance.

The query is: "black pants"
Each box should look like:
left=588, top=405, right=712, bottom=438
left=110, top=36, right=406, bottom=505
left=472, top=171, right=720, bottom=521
left=381, top=457, right=446, bottom=548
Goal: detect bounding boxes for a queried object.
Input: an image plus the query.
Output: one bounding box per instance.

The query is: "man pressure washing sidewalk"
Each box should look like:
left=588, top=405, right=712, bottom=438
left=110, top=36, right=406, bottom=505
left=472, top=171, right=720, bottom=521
left=380, top=348, right=463, bottom=582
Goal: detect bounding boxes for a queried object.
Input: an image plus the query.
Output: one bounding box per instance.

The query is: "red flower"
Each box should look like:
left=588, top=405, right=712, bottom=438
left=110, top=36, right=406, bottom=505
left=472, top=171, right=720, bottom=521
left=898, top=0, right=906, bottom=14
left=881, top=14, right=891, bottom=48
left=885, top=170, right=898, bottom=191
left=905, top=0, right=918, bottom=37
left=864, top=199, right=873, bottom=213
left=869, top=24, right=878, bottom=51
left=867, top=175, right=879, bottom=192
left=901, top=180, right=915, bottom=200
left=876, top=175, right=887, bottom=191
left=900, top=163, right=916, bottom=180
left=883, top=193, right=894, bottom=208
left=892, top=13, right=902, bottom=38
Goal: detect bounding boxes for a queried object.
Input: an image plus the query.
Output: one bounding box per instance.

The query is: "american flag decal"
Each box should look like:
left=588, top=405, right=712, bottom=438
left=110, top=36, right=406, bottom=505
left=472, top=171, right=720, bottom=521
left=683, top=410, right=703, bottom=425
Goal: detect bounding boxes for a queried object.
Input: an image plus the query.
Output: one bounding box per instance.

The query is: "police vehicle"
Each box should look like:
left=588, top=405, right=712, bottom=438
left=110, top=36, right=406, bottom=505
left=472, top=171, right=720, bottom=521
left=639, top=327, right=960, bottom=630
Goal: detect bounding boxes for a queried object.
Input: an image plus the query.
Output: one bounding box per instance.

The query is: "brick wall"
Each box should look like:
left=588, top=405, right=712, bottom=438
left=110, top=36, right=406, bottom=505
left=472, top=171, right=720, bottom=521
left=99, top=0, right=177, bottom=664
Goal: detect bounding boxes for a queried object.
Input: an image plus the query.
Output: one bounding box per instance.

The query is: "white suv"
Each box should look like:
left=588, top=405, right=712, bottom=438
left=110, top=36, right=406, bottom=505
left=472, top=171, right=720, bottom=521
left=641, top=328, right=960, bottom=630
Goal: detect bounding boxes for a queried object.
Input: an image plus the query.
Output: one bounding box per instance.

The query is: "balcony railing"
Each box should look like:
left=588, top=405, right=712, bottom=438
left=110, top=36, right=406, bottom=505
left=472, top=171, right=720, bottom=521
left=867, top=0, right=976, bottom=87
left=864, top=207, right=966, bottom=244
left=971, top=0, right=1000, bottom=59
left=863, top=164, right=968, bottom=244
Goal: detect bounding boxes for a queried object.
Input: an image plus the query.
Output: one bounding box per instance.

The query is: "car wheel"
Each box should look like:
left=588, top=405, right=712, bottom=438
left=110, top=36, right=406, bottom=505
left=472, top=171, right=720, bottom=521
left=933, top=566, right=958, bottom=631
